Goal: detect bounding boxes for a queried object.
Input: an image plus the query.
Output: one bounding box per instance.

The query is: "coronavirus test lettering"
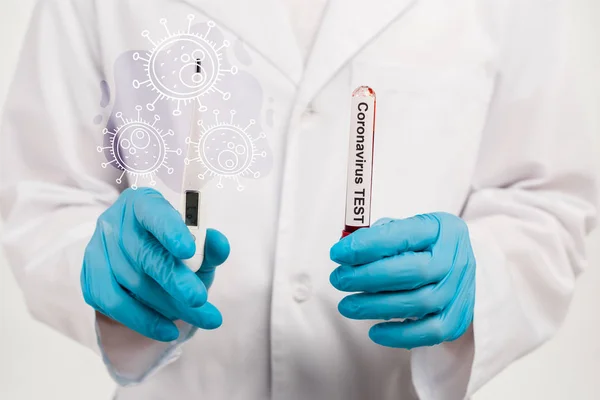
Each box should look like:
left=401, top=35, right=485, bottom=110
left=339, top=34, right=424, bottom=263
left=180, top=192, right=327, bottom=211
left=343, top=86, right=376, bottom=238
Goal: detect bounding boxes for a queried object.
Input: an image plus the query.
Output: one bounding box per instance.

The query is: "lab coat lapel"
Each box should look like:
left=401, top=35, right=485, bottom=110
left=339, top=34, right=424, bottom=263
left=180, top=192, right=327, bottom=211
left=298, top=0, right=419, bottom=104
left=181, top=0, right=304, bottom=84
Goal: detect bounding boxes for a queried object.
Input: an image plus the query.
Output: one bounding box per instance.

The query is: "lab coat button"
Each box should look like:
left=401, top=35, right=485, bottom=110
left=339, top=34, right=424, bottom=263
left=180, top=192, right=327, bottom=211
left=292, top=275, right=312, bottom=303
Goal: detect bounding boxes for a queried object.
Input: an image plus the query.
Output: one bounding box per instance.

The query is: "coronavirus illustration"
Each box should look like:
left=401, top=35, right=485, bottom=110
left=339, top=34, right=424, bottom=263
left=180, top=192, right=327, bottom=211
left=132, top=15, right=238, bottom=116
left=97, top=106, right=182, bottom=189
left=185, top=110, right=267, bottom=191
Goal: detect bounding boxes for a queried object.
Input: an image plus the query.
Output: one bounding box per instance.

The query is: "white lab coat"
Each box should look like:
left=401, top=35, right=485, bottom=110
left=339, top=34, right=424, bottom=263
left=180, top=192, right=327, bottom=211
left=1, top=0, right=598, bottom=399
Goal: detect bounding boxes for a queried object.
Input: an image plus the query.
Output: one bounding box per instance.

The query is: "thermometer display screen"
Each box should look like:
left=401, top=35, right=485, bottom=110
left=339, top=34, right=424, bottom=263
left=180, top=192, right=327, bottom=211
left=185, top=191, right=200, bottom=227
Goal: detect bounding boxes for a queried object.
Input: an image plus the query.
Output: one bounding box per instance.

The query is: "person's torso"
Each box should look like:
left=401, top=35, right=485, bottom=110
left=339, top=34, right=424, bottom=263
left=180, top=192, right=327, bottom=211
left=91, top=0, right=497, bottom=398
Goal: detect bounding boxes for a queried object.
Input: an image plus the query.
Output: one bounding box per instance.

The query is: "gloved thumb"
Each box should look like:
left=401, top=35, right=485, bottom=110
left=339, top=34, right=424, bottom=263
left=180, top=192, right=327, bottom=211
left=196, top=228, right=230, bottom=290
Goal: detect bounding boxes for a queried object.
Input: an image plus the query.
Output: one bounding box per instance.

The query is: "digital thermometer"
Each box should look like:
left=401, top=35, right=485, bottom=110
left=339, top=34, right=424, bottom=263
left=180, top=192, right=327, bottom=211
left=181, top=105, right=206, bottom=272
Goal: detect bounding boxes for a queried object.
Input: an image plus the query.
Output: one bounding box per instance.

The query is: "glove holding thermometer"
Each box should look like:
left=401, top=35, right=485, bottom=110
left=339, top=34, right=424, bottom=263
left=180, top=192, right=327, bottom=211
left=330, top=86, right=476, bottom=349
left=80, top=188, right=230, bottom=342
left=80, top=104, right=229, bottom=342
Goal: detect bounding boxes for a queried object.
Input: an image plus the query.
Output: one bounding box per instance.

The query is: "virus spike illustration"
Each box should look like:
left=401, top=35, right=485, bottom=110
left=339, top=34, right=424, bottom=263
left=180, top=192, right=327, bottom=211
left=97, top=106, right=182, bottom=189
left=132, top=15, right=238, bottom=116
left=185, top=109, right=267, bottom=191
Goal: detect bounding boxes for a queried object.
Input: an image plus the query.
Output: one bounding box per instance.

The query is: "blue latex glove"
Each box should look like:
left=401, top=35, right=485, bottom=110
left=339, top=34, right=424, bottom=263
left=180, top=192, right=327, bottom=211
left=81, top=188, right=230, bottom=342
left=329, top=212, right=476, bottom=349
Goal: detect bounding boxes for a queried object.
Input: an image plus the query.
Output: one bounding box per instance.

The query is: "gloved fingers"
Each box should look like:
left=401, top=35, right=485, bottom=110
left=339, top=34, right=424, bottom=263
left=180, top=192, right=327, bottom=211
left=442, top=260, right=476, bottom=342
left=197, top=228, right=231, bottom=274
left=195, top=229, right=230, bottom=289
left=81, top=234, right=179, bottom=342
left=96, top=289, right=180, bottom=342
left=130, top=188, right=196, bottom=260
left=107, top=237, right=209, bottom=313
left=330, top=251, right=448, bottom=293
left=118, top=227, right=207, bottom=307
left=136, top=236, right=208, bottom=308
left=117, top=211, right=207, bottom=308
left=127, top=273, right=223, bottom=330
left=330, top=214, right=440, bottom=266
left=368, top=303, right=473, bottom=349
left=367, top=274, right=475, bottom=349
left=337, top=282, right=453, bottom=320
left=368, top=318, right=444, bottom=349
left=182, top=302, right=223, bottom=330
left=196, top=270, right=216, bottom=291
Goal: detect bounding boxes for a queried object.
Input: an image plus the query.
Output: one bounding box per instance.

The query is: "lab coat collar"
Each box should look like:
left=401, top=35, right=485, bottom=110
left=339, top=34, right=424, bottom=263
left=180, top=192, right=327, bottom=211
left=183, top=0, right=418, bottom=99
left=299, top=0, right=418, bottom=103
left=182, top=0, right=305, bottom=85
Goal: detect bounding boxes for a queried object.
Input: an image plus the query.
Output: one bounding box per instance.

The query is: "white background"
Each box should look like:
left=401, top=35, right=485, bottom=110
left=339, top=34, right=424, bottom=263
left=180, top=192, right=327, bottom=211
left=1, top=1, right=599, bottom=399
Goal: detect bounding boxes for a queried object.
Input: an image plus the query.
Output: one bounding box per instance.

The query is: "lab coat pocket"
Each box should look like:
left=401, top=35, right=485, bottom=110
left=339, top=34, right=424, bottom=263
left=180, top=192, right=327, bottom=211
left=350, top=62, right=495, bottom=217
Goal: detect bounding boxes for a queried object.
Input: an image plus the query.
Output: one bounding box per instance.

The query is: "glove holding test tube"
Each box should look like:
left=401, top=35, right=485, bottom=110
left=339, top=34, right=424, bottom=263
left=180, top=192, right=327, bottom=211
left=330, top=214, right=476, bottom=349
left=331, top=87, right=476, bottom=349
